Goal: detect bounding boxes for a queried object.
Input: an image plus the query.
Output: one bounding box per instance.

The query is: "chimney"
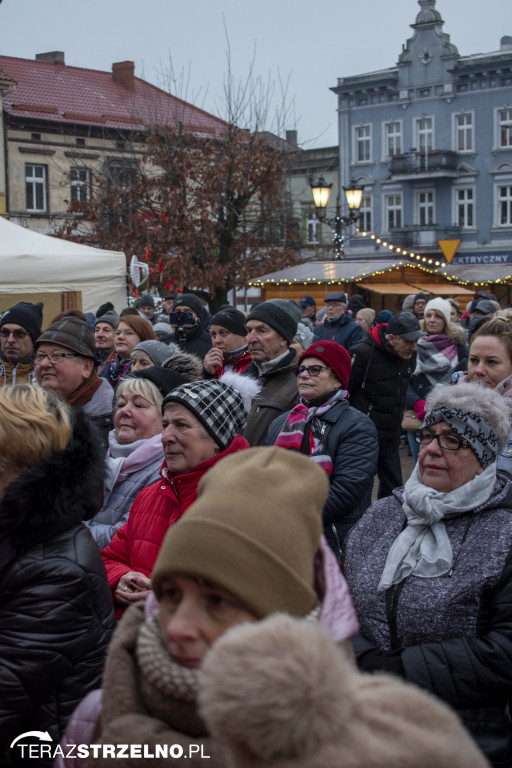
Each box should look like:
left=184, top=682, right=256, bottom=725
left=112, top=61, right=135, bottom=90
left=36, top=51, right=65, bottom=64
left=501, top=36, right=512, bottom=49
left=286, top=130, right=298, bottom=147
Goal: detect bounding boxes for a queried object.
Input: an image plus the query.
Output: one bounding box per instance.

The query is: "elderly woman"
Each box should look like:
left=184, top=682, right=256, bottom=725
left=101, top=379, right=251, bottom=616
left=0, top=386, right=114, bottom=767
left=130, top=340, right=173, bottom=371
left=405, top=297, right=468, bottom=461
left=460, top=316, right=512, bottom=479
left=344, top=381, right=512, bottom=767
left=267, top=340, right=378, bottom=557
left=102, top=315, right=155, bottom=390
left=85, top=368, right=186, bottom=549
left=355, top=307, right=375, bottom=333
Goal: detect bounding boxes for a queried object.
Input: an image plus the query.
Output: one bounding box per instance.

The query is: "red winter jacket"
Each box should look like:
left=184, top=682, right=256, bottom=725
left=101, top=435, right=249, bottom=603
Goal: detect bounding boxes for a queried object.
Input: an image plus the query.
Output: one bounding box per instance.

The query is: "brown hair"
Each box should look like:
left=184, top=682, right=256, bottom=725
left=471, top=316, right=512, bottom=365
left=117, top=314, right=155, bottom=342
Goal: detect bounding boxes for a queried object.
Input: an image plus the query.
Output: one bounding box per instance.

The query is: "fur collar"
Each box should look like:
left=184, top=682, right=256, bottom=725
left=0, top=410, right=105, bottom=553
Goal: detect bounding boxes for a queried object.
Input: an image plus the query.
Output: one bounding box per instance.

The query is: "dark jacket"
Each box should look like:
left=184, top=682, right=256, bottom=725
left=344, top=477, right=512, bottom=768
left=267, top=398, right=378, bottom=555
left=0, top=414, right=115, bottom=768
left=169, top=323, right=212, bottom=359
left=242, top=349, right=299, bottom=446
left=348, top=324, right=415, bottom=450
left=313, top=312, right=363, bottom=349
left=406, top=340, right=468, bottom=409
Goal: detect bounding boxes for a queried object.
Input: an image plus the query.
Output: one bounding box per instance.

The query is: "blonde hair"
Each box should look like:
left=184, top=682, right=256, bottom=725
left=0, top=386, right=72, bottom=474
left=115, top=376, right=163, bottom=411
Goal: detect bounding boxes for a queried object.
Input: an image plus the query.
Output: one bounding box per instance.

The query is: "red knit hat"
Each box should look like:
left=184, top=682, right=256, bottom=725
left=299, top=341, right=352, bottom=388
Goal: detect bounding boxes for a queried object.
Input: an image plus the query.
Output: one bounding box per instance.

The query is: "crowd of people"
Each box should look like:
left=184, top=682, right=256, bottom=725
left=1, top=286, right=512, bottom=768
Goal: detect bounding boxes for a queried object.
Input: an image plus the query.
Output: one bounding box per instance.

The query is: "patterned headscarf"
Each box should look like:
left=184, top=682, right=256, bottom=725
left=424, top=405, right=500, bottom=469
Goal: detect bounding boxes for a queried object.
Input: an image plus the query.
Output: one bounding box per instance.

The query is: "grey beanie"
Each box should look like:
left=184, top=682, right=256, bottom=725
left=139, top=295, right=155, bottom=309
left=247, top=299, right=302, bottom=345
left=132, top=340, right=172, bottom=367
left=94, top=310, right=119, bottom=329
left=294, top=322, right=314, bottom=351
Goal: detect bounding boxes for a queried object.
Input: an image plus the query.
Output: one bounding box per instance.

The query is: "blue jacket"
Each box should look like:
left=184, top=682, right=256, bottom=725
left=314, top=313, right=363, bottom=349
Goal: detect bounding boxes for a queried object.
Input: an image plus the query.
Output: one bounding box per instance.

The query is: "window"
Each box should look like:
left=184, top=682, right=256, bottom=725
left=76, top=138, right=86, bottom=147
left=354, top=125, right=371, bottom=163
left=25, top=164, right=47, bottom=212
left=359, top=195, right=372, bottom=232
left=455, top=113, right=474, bottom=152
left=414, top=117, right=434, bottom=152
left=498, top=185, right=512, bottom=226
left=498, top=109, right=512, bottom=148
left=70, top=167, right=91, bottom=203
left=456, top=188, right=474, bottom=228
left=416, top=190, right=435, bottom=225
left=384, top=121, right=402, bottom=158
left=306, top=212, right=319, bottom=244
left=107, top=160, right=138, bottom=188
left=31, top=133, right=41, bottom=141
left=384, top=194, right=402, bottom=230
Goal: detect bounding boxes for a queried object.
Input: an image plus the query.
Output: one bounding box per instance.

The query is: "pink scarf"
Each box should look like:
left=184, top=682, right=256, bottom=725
left=274, top=390, right=348, bottom=474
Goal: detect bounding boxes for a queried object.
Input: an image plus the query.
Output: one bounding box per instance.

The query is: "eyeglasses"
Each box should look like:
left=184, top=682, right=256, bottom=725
left=326, top=302, right=344, bottom=308
left=0, top=329, right=30, bottom=340
left=294, top=364, right=329, bottom=377
left=34, top=352, right=79, bottom=365
left=114, top=329, right=136, bottom=337
left=415, top=428, right=469, bottom=451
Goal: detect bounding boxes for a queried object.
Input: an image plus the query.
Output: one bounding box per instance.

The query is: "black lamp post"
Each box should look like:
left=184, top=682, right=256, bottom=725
left=310, top=177, right=364, bottom=259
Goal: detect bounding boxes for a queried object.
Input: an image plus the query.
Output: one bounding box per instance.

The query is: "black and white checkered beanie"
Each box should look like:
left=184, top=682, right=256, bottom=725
left=162, top=380, right=247, bottom=450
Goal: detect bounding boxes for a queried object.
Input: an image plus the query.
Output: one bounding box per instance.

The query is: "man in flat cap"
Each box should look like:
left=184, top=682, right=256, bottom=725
left=314, top=293, right=363, bottom=349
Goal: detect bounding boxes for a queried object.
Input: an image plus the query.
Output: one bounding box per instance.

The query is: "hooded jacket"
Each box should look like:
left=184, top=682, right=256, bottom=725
left=0, top=413, right=115, bottom=768
left=348, top=323, right=415, bottom=450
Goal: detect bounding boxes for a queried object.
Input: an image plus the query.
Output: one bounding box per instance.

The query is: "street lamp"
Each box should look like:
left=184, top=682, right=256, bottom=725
left=310, top=176, right=364, bottom=259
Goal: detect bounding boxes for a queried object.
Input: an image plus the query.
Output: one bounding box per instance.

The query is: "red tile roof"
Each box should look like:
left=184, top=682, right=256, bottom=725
left=0, top=55, right=228, bottom=136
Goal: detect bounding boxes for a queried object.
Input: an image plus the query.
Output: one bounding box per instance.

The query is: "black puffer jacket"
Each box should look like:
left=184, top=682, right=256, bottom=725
left=348, top=323, right=415, bottom=450
left=169, top=323, right=212, bottom=359
left=344, top=477, right=512, bottom=768
left=267, top=398, right=378, bottom=555
left=0, top=413, right=115, bottom=768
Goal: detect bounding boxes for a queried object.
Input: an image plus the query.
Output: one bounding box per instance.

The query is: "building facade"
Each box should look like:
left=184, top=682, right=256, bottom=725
left=331, top=0, right=512, bottom=268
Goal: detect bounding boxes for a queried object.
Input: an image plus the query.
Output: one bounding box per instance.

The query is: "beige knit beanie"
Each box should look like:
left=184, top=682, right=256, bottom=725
left=152, top=447, right=329, bottom=618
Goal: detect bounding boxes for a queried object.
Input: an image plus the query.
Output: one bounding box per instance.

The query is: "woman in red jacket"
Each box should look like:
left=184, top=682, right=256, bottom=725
left=101, top=379, right=250, bottom=616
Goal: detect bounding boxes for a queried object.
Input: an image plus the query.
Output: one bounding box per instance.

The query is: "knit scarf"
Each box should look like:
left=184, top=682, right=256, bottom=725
left=415, top=334, right=458, bottom=387
left=274, top=389, right=348, bottom=475
left=105, top=355, right=132, bottom=389
left=67, top=371, right=102, bottom=407
left=103, top=432, right=164, bottom=500
left=378, top=462, right=497, bottom=591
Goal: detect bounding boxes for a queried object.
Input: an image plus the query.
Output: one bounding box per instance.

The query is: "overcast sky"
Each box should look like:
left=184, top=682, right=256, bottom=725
left=1, top=0, right=510, bottom=147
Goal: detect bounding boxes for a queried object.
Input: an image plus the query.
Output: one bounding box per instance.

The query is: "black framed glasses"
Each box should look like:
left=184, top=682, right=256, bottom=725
left=34, top=352, right=79, bottom=365
left=0, top=329, right=30, bottom=340
left=294, top=364, right=329, bottom=377
left=415, top=428, right=469, bottom=451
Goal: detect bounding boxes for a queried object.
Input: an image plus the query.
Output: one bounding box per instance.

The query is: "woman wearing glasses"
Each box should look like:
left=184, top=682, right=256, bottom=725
left=267, top=340, right=378, bottom=558
left=101, top=315, right=155, bottom=390
left=343, top=381, right=512, bottom=767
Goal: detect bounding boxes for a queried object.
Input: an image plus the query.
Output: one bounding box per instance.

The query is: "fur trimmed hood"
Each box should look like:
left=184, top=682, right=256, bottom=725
left=199, top=615, right=489, bottom=768
left=0, top=410, right=105, bottom=554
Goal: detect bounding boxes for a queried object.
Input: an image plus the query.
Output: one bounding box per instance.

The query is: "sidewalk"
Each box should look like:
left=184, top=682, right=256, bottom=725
left=370, top=439, right=416, bottom=503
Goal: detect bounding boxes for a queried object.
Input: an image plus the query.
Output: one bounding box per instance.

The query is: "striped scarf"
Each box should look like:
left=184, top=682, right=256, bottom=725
left=274, top=389, right=348, bottom=475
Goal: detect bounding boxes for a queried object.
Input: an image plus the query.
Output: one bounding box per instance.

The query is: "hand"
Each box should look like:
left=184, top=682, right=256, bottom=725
left=203, top=347, right=224, bottom=374
left=115, top=571, right=152, bottom=606
left=413, top=399, right=427, bottom=420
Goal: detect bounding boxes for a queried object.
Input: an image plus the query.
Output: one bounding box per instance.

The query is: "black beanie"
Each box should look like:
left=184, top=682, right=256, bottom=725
left=96, top=301, right=115, bottom=318
left=129, top=367, right=187, bottom=398
left=246, top=299, right=301, bottom=344
left=173, top=293, right=204, bottom=320
left=210, top=308, right=247, bottom=337
left=0, top=302, right=44, bottom=343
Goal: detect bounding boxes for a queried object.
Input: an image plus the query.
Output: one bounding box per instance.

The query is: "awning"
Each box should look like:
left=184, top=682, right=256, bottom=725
left=357, top=281, right=473, bottom=296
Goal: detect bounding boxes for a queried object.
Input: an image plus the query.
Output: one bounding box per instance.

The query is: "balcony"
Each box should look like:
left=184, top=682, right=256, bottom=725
left=389, top=225, right=463, bottom=251
left=390, top=149, right=459, bottom=180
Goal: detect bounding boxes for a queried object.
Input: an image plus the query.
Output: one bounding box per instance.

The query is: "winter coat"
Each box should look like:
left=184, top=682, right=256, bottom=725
left=0, top=414, right=115, bottom=768
left=267, top=398, right=378, bottom=555
left=101, top=436, right=249, bottom=609
left=0, top=359, right=37, bottom=387
left=85, top=434, right=164, bottom=549
left=169, top=324, right=212, bottom=359
left=498, top=426, right=512, bottom=481
left=348, top=323, right=415, bottom=450
left=343, top=476, right=512, bottom=768
left=81, top=377, right=114, bottom=447
left=242, top=349, right=300, bottom=446
left=313, top=312, right=364, bottom=349
left=406, top=338, right=468, bottom=409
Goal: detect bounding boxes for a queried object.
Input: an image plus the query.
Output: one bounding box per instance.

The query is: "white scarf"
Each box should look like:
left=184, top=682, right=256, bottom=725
left=378, top=462, right=497, bottom=591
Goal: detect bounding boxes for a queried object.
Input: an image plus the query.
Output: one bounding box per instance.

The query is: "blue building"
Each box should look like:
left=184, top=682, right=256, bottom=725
left=332, top=0, right=512, bottom=268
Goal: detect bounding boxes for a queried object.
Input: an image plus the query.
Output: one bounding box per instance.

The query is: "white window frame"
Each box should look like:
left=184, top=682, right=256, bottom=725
left=353, top=124, right=372, bottom=164
left=383, top=120, right=402, bottom=160
left=454, top=186, right=475, bottom=229
left=25, top=164, right=48, bottom=213
left=306, top=211, right=319, bottom=244
left=413, top=116, right=434, bottom=152
left=453, top=112, right=474, bottom=153
left=359, top=194, right=372, bottom=232
left=384, top=193, right=403, bottom=232
left=496, top=107, right=512, bottom=149
left=70, top=167, right=91, bottom=203
left=415, top=189, right=435, bottom=226
left=496, top=184, right=512, bottom=227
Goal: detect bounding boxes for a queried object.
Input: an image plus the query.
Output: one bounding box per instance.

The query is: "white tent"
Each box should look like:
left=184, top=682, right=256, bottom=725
left=0, top=217, right=127, bottom=313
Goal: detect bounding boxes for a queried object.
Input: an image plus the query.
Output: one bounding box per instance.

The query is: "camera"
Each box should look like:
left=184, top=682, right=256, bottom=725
left=169, top=311, right=194, bottom=326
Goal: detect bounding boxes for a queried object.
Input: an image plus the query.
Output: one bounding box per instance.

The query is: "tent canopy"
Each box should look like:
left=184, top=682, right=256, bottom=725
left=0, top=217, right=127, bottom=313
